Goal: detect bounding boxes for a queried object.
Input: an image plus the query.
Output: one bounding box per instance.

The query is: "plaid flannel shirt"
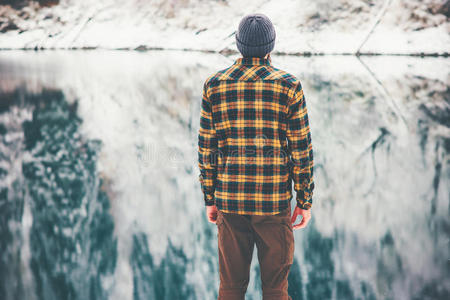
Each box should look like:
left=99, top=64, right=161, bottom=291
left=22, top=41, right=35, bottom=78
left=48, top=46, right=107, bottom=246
left=198, top=56, right=314, bottom=215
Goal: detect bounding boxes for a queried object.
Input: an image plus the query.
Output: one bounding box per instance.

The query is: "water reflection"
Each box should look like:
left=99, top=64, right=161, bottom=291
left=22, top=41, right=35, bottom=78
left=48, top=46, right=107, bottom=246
left=0, top=50, right=448, bottom=300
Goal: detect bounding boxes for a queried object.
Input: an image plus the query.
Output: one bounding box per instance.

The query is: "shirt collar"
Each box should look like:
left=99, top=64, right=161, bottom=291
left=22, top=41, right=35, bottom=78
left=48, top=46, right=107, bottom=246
left=233, top=56, right=272, bottom=66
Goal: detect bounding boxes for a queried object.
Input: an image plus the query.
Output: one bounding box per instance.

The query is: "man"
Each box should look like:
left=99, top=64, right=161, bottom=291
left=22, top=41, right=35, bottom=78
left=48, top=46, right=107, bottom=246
left=198, top=13, right=314, bottom=300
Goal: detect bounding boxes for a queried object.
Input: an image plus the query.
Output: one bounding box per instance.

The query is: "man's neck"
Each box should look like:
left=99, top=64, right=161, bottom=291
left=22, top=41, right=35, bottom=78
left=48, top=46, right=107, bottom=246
left=241, top=54, right=270, bottom=59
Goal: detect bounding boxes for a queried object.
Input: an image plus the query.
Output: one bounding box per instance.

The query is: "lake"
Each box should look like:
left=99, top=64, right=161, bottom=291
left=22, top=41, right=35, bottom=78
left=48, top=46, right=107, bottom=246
left=0, top=50, right=448, bottom=300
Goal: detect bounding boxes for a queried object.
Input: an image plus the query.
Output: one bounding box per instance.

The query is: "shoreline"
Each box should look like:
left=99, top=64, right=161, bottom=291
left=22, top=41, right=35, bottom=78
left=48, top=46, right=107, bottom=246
left=0, top=46, right=448, bottom=57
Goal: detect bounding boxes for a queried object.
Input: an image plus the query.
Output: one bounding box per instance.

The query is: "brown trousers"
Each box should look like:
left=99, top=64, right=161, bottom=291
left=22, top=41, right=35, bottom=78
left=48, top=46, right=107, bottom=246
left=216, top=205, right=294, bottom=300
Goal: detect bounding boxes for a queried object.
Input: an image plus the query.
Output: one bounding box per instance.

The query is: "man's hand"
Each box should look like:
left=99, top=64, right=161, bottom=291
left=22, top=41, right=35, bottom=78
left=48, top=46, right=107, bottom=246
left=291, top=206, right=312, bottom=230
left=206, top=205, right=218, bottom=224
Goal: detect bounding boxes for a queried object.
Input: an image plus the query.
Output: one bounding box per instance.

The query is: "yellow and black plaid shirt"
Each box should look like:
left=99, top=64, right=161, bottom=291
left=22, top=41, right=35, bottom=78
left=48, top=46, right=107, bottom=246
left=198, top=56, right=314, bottom=215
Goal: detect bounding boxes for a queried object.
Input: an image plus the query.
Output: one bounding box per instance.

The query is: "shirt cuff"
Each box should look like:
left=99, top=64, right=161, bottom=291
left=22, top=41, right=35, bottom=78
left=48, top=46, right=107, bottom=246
left=296, top=200, right=312, bottom=210
left=296, top=189, right=312, bottom=210
left=204, top=193, right=215, bottom=206
left=199, top=173, right=215, bottom=206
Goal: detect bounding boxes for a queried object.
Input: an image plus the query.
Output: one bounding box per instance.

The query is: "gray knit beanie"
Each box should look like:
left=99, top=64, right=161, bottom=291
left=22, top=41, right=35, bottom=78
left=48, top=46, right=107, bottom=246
left=235, top=13, right=276, bottom=58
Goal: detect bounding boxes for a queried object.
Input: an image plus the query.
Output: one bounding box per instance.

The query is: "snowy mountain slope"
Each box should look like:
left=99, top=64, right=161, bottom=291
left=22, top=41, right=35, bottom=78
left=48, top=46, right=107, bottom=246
left=0, top=0, right=448, bottom=54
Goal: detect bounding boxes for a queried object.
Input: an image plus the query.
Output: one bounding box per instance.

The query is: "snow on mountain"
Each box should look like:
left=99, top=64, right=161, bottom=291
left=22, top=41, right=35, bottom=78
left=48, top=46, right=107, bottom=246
left=0, top=0, right=448, bottom=54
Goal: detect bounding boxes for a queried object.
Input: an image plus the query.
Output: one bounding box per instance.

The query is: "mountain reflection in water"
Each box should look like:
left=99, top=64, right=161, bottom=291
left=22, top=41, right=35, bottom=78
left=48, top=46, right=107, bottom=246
left=0, top=50, right=448, bottom=300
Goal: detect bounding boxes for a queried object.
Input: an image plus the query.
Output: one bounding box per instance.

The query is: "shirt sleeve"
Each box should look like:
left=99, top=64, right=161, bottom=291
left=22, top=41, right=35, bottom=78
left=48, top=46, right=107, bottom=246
left=286, top=81, right=315, bottom=210
left=198, top=80, right=218, bottom=206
